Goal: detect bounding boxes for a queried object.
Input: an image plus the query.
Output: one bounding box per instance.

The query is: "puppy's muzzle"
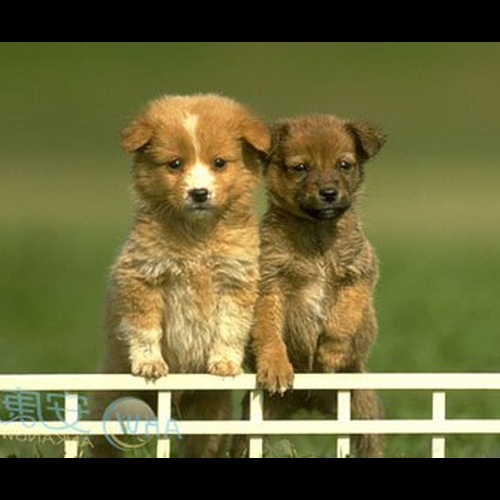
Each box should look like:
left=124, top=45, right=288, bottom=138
left=319, top=188, right=339, bottom=204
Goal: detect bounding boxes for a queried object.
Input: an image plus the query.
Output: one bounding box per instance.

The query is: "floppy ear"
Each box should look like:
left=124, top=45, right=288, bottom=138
left=258, top=122, right=290, bottom=174
left=347, top=121, right=386, bottom=162
left=121, top=115, right=154, bottom=154
left=241, top=117, right=271, bottom=156
left=270, top=122, right=290, bottom=153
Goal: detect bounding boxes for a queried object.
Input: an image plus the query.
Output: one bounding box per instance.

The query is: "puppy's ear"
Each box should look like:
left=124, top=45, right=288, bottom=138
left=270, top=122, right=290, bottom=152
left=256, top=122, right=290, bottom=174
left=121, top=115, right=154, bottom=154
left=347, top=121, right=386, bottom=162
left=240, top=117, right=271, bottom=156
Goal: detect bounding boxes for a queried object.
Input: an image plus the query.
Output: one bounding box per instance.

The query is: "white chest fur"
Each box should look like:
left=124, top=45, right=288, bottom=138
left=157, top=255, right=256, bottom=373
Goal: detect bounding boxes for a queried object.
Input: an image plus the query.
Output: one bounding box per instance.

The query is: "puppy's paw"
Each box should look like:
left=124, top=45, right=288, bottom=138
left=209, top=361, right=243, bottom=378
left=257, top=356, right=295, bottom=395
left=132, top=359, right=169, bottom=380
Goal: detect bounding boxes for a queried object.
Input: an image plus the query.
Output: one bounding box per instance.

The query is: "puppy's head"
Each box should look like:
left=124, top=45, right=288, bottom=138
left=122, top=94, right=270, bottom=219
left=266, top=115, right=385, bottom=221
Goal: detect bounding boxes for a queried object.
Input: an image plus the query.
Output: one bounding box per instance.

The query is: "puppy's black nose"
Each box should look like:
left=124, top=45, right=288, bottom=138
left=189, top=189, right=210, bottom=204
left=319, top=188, right=339, bottom=204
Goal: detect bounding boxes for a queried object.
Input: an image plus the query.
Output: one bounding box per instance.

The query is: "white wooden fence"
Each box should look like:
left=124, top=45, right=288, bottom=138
left=1, top=374, right=500, bottom=459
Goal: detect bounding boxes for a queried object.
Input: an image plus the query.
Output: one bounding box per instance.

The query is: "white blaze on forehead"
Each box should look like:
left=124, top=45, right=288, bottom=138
left=186, top=163, right=215, bottom=193
left=182, top=113, right=216, bottom=196
left=183, top=113, right=201, bottom=157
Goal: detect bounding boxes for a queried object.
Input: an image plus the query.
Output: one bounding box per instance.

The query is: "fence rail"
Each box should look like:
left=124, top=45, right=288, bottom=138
left=1, top=374, right=500, bottom=459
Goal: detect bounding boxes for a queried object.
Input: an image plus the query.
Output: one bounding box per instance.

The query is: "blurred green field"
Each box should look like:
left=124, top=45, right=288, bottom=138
left=1, top=42, right=500, bottom=458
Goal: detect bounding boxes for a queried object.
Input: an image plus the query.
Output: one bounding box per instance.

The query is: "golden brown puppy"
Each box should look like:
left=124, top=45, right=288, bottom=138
left=245, top=114, right=385, bottom=458
left=93, top=94, right=270, bottom=458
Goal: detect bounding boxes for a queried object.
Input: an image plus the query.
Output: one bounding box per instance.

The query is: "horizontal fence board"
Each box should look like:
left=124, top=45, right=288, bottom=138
left=2, top=374, right=500, bottom=392
left=2, top=373, right=500, bottom=460
left=2, top=420, right=500, bottom=437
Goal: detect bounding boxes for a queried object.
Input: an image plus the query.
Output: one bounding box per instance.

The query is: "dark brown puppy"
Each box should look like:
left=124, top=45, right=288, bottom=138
left=251, top=115, right=385, bottom=458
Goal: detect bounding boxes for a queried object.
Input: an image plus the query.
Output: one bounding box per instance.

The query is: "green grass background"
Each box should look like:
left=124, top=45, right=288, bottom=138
left=1, top=42, right=500, bottom=458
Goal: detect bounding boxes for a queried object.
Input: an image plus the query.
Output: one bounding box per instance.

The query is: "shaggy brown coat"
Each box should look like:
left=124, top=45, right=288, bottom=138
left=93, top=95, right=270, bottom=458
left=250, top=115, right=385, bottom=458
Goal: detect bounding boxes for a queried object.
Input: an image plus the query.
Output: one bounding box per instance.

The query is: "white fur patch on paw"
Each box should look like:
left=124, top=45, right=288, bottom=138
left=209, top=361, right=243, bottom=377
left=132, top=359, right=169, bottom=380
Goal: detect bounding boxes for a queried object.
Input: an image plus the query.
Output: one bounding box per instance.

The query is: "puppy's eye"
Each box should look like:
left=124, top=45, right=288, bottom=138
left=168, top=159, right=184, bottom=170
left=339, top=160, right=354, bottom=171
left=291, top=163, right=309, bottom=174
left=213, top=158, right=227, bottom=170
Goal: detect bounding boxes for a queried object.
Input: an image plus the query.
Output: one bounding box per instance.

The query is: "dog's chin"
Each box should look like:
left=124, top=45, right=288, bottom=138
left=185, top=205, right=217, bottom=220
left=301, top=205, right=350, bottom=221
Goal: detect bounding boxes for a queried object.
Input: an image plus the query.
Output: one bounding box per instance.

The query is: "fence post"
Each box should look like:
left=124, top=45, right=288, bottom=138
left=432, top=391, right=446, bottom=459
left=337, top=391, right=352, bottom=459
left=157, top=392, right=172, bottom=459
left=249, top=390, right=264, bottom=459
left=64, top=393, right=80, bottom=459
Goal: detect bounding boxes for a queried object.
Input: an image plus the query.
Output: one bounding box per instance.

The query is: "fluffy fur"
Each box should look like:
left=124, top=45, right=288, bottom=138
left=93, top=94, right=270, bottom=458
left=235, top=114, right=385, bottom=458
